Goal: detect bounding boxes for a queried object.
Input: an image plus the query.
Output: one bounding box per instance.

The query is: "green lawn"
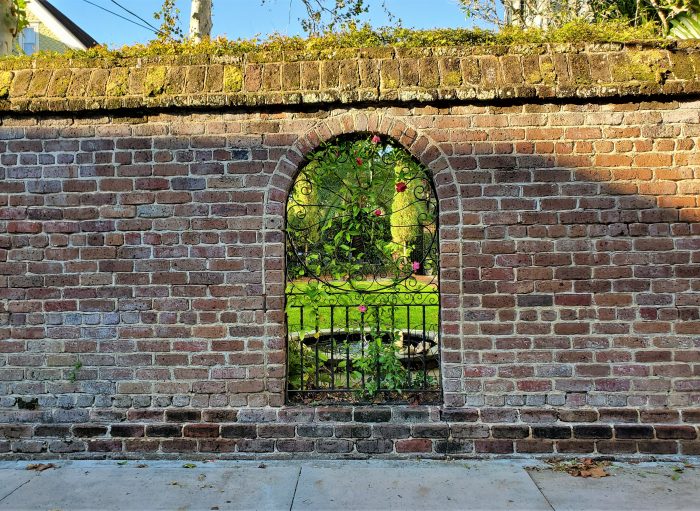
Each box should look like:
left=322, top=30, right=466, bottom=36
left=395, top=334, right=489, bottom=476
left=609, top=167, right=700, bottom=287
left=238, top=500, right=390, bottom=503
left=286, top=280, right=439, bottom=336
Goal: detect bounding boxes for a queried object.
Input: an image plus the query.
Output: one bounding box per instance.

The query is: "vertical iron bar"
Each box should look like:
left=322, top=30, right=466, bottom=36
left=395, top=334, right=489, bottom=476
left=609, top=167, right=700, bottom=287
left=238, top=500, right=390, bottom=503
left=375, top=304, right=381, bottom=391
left=360, top=310, right=365, bottom=389
left=299, top=305, right=304, bottom=391
left=314, top=313, right=320, bottom=389
left=406, top=304, right=411, bottom=387
left=330, top=306, right=335, bottom=390
left=422, top=305, right=427, bottom=388
left=391, top=303, right=397, bottom=390
left=433, top=303, right=440, bottom=392
left=345, top=306, right=350, bottom=390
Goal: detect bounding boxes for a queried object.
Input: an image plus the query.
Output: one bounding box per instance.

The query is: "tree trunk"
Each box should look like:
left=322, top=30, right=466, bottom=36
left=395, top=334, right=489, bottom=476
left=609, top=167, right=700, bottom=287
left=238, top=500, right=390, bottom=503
left=189, top=0, right=212, bottom=42
left=0, top=30, right=13, bottom=56
left=530, top=0, right=548, bottom=29
left=0, top=0, right=17, bottom=56
left=505, top=0, right=520, bottom=26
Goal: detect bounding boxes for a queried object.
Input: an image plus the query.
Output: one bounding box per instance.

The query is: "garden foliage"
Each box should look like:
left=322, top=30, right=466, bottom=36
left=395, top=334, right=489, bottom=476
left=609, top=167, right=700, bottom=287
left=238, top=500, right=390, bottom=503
left=285, top=135, right=440, bottom=399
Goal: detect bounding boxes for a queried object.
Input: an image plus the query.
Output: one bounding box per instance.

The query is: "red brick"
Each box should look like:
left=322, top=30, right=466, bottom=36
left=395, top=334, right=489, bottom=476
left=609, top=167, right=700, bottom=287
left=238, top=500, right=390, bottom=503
left=655, top=426, right=697, bottom=440
left=7, top=221, right=41, bottom=233
left=475, top=440, right=514, bottom=454
left=396, top=439, right=433, bottom=453
left=183, top=424, right=220, bottom=438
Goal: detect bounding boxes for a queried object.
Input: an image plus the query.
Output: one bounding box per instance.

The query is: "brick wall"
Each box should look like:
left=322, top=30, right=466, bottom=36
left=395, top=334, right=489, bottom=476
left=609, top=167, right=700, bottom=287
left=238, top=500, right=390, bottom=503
left=1, top=44, right=699, bottom=458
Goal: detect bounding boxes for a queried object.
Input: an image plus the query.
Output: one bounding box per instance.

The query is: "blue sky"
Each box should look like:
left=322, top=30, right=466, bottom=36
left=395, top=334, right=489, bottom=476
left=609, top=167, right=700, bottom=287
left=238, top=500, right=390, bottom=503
left=50, top=0, right=477, bottom=48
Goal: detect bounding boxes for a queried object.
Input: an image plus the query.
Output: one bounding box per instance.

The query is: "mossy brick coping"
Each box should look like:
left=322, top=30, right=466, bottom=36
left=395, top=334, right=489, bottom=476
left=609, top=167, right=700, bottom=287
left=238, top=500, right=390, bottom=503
left=0, top=41, right=699, bottom=113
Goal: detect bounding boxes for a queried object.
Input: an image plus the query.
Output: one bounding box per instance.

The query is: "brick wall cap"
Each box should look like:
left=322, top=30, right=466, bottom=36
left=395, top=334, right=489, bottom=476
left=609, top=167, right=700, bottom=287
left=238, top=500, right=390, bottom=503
left=0, top=44, right=698, bottom=113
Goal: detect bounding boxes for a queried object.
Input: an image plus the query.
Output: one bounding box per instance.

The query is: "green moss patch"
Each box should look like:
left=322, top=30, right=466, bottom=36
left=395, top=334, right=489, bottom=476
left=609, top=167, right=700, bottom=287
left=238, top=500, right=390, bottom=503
left=612, top=50, right=670, bottom=83
left=106, top=68, right=129, bottom=96
left=48, top=69, right=72, bottom=97
left=144, top=66, right=168, bottom=96
left=223, top=65, right=243, bottom=92
left=0, top=71, right=13, bottom=98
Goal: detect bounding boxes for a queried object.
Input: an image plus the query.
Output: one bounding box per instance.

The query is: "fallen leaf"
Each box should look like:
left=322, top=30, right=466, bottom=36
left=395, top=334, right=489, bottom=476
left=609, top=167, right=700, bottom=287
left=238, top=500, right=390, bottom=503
left=581, top=466, right=608, bottom=478
left=182, top=463, right=197, bottom=469
left=548, top=458, right=610, bottom=478
left=117, top=461, right=128, bottom=466
left=258, top=463, right=267, bottom=469
left=26, top=463, right=55, bottom=472
left=136, top=464, right=148, bottom=468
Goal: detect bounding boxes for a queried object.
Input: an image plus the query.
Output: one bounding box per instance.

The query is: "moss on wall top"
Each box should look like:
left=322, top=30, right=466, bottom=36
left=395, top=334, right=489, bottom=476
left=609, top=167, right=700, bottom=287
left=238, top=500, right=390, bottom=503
left=0, top=37, right=698, bottom=114
left=0, top=21, right=667, bottom=64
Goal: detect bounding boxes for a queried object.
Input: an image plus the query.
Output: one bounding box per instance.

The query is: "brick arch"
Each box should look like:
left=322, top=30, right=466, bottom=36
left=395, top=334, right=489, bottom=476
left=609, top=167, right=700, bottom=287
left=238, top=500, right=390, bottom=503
left=262, top=111, right=462, bottom=405
left=265, top=111, right=459, bottom=211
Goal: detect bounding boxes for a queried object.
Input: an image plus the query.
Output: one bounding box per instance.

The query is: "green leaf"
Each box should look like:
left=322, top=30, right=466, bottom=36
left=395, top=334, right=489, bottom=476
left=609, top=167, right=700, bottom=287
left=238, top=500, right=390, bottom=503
left=670, top=13, right=700, bottom=39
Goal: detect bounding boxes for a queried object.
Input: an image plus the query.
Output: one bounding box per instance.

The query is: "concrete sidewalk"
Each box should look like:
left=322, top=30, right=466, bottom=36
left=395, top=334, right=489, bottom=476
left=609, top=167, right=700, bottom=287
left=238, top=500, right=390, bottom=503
left=0, top=459, right=698, bottom=510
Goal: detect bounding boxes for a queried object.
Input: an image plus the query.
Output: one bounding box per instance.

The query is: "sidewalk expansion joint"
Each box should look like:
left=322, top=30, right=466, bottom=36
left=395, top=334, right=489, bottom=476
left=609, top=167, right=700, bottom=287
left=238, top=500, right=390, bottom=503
left=289, top=465, right=303, bottom=511
left=526, top=469, right=555, bottom=511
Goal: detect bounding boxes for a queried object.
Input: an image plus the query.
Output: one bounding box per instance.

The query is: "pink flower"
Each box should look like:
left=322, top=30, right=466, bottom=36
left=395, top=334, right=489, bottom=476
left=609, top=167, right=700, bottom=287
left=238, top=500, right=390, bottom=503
left=412, top=261, right=421, bottom=272
left=374, top=209, right=382, bottom=216
left=371, top=135, right=381, bottom=144
left=356, top=157, right=363, bottom=166
left=358, top=305, right=367, bottom=313
left=395, top=182, right=407, bottom=193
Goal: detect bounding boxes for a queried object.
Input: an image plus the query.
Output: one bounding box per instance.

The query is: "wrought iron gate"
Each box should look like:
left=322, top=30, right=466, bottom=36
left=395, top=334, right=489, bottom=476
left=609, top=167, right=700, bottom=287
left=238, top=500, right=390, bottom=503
left=284, top=135, right=441, bottom=404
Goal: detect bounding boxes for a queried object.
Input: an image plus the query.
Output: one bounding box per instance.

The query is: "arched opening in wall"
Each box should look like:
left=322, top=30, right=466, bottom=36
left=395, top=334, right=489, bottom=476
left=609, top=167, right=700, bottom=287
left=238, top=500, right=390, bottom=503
left=285, top=133, right=441, bottom=405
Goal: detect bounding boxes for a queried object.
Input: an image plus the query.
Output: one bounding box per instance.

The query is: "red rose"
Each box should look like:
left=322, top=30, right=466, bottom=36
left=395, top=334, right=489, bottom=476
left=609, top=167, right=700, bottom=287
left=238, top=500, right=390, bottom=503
left=395, top=182, right=407, bottom=193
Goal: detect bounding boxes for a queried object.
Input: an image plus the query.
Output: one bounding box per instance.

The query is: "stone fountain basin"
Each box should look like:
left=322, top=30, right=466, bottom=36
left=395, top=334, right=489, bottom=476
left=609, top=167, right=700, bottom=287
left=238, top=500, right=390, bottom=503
left=288, top=329, right=439, bottom=368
